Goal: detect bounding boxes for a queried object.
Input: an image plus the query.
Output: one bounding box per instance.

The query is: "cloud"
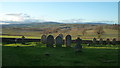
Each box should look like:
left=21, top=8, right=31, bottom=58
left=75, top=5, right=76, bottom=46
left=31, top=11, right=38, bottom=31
left=0, top=13, right=116, bottom=24
left=0, top=13, right=46, bottom=24
left=5, top=13, right=22, bottom=16
left=61, top=19, right=83, bottom=23
left=96, top=21, right=115, bottom=23
left=5, top=13, right=31, bottom=19
left=0, top=22, right=10, bottom=25
left=59, top=19, right=116, bottom=24
left=0, top=14, right=22, bottom=22
left=0, top=13, right=33, bottom=22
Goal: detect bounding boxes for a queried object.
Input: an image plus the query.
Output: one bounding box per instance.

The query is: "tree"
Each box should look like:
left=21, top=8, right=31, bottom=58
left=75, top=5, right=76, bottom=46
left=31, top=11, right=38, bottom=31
left=94, top=26, right=105, bottom=39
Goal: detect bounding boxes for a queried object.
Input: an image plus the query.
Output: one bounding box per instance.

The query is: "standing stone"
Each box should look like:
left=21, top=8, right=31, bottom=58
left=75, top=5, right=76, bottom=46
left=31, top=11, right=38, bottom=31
left=58, top=33, right=64, bottom=45
left=112, top=38, right=116, bottom=45
left=58, top=34, right=63, bottom=39
left=99, top=38, right=103, bottom=45
left=15, top=38, right=18, bottom=44
left=93, top=38, right=97, bottom=44
left=55, top=36, right=63, bottom=47
left=65, top=35, right=72, bottom=47
left=46, top=35, right=54, bottom=47
left=41, top=35, right=47, bottom=44
left=74, top=37, right=82, bottom=52
left=21, top=36, right=25, bottom=44
left=106, top=38, right=110, bottom=44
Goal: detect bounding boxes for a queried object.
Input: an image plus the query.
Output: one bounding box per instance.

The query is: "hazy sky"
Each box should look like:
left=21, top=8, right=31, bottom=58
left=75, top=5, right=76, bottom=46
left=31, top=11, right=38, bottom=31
left=0, top=2, right=118, bottom=23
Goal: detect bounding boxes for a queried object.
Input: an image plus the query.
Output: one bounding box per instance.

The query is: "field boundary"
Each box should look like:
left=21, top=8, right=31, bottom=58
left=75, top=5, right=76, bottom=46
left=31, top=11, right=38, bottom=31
left=1, top=38, right=120, bottom=44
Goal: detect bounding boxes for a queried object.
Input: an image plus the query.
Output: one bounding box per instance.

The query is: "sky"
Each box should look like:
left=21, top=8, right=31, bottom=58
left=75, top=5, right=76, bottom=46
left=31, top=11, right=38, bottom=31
left=0, top=2, right=118, bottom=24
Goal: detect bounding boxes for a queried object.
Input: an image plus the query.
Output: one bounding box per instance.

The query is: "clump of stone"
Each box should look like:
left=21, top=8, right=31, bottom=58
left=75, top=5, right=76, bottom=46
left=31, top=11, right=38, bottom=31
left=74, top=37, right=82, bottom=52
left=65, top=35, right=72, bottom=47
left=58, top=33, right=64, bottom=45
left=112, top=38, right=116, bottom=45
left=55, top=36, right=63, bottom=47
left=99, top=38, right=103, bottom=45
left=21, top=36, right=25, bottom=44
left=46, top=35, right=54, bottom=47
left=93, top=38, right=97, bottom=44
left=106, top=38, right=110, bottom=44
left=41, top=34, right=47, bottom=44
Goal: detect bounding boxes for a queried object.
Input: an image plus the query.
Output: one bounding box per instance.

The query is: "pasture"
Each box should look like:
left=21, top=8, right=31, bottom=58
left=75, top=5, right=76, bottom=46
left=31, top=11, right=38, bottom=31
left=2, top=42, right=119, bottom=66
left=2, top=24, right=119, bottom=40
left=1, top=24, right=119, bottom=66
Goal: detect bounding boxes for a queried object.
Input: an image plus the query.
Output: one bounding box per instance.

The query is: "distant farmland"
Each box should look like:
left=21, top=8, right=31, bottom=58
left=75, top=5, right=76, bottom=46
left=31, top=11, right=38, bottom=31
left=1, top=23, right=119, bottom=40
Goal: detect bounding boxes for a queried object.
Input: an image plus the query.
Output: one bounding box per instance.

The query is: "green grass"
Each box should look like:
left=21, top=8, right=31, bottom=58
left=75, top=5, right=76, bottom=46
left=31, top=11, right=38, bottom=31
left=0, top=35, right=40, bottom=39
left=2, top=42, right=119, bottom=66
left=0, top=35, right=93, bottom=40
left=1, top=27, right=118, bottom=40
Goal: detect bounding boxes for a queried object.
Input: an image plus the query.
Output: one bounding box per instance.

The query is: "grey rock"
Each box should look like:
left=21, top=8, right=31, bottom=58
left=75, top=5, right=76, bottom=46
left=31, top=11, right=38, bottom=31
left=99, top=38, right=103, bottom=45
left=112, top=38, right=116, bottom=45
left=65, top=35, right=72, bottom=47
left=74, top=37, right=82, bottom=52
left=55, top=36, right=63, bottom=47
left=46, top=35, right=54, bottom=47
left=93, top=38, right=97, bottom=44
left=41, top=35, right=47, bottom=44
left=106, top=38, right=110, bottom=44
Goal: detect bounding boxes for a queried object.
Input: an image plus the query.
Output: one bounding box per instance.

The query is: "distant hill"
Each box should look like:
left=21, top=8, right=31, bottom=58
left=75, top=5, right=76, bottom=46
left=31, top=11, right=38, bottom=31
left=2, top=21, right=63, bottom=29
left=40, top=22, right=62, bottom=24
left=80, top=22, right=107, bottom=24
left=2, top=21, right=108, bottom=28
left=61, top=22, right=107, bottom=25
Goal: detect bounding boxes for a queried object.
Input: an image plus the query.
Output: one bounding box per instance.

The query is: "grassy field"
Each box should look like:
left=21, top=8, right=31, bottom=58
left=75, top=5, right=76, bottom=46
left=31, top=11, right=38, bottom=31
left=1, top=24, right=119, bottom=66
left=2, top=25, right=118, bottom=40
left=0, top=35, right=93, bottom=40
left=2, top=42, right=119, bottom=66
left=0, top=35, right=41, bottom=39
